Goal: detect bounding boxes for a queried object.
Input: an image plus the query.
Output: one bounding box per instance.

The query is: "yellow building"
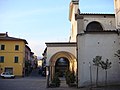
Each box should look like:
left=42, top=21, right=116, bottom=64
left=0, top=32, right=28, bottom=76
left=37, top=60, right=42, bottom=67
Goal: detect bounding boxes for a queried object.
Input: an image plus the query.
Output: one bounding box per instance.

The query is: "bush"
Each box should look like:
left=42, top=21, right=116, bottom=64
left=50, top=72, right=60, bottom=87
left=65, top=70, right=76, bottom=87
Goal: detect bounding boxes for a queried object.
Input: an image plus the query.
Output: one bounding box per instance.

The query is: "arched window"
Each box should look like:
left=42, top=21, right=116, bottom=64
left=86, top=21, right=103, bottom=31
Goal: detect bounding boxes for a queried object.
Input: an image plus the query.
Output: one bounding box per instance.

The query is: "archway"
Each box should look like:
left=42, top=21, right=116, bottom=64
left=49, top=51, right=77, bottom=80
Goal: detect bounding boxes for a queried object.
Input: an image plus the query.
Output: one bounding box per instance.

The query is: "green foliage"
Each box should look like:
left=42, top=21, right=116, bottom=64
left=115, top=50, right=120, bottom=63
left=100, top=59, right=112, bottom=86
left=65, top=70, right=76, bottom=87
left=50, top=72, right=60, bottom=87
left=100, top=59, right=112, bottom=70
left=25, top=60, right=32, bottom=76
left=93, top=56, right=102, bottom=67
left=25, top=60, right=31, bottom=68
left=93, top=56, right=102, bottom=86
left=93, top=56, right=112, bottom=86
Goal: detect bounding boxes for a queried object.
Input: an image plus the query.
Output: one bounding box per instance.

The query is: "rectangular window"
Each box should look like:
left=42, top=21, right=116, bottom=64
left=0, top=45, right=5, bottom=50
left=0, top=56, right=4, bottom=63
left=14, top=56, right=18, bottom=63
left=5, top=67, right=13, bottom=74
left=15, top=45, right=19, bottom=50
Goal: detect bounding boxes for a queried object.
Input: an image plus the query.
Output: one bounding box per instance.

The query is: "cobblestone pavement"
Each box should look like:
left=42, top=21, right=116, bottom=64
left=0, top=69, right=120, bottom=90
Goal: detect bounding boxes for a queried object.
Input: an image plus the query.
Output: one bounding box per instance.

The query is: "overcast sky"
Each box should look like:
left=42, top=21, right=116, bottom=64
left=0, top=0, right=114, bottom=57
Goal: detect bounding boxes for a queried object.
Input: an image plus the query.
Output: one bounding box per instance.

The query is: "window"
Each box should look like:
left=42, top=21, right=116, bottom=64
left=5, top=67, right=13, bottom=74
left=15, top=45, right=19, bottom=50
left=86, top=21, right=103, bottom=31
left=0, top=45, right=5, bottom=50
left=0, top=56, right=4, bottom=63
left=14, top=56, right=18, bottom=63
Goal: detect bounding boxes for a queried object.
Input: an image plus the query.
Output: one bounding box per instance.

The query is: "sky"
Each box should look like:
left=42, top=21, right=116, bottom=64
left=0, top=0, right=114, bottom=58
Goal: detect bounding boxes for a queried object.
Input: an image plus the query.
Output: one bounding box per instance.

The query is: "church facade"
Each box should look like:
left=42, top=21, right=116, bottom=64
left=45, top=0, right=120, bottom=87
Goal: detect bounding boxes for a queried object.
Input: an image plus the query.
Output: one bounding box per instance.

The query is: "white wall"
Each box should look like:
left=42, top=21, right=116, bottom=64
left=69, top=2, right=79, bottom=42
left=46, top=46, right=76, bottom=66
left=114, top=0, right=120, bottom=29
left=77, top=15, right=116, bottom=32
left=77, top=33, right=120, bottom=87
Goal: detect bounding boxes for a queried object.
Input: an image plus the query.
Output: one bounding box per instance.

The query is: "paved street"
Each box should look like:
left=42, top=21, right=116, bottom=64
left=0, top=69, right=120, bottom=90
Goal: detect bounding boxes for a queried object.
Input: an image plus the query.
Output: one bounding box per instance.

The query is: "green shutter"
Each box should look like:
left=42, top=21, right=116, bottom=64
left=0, top=56, right=4, bottom=63
left=14, top=56, right=18, bottom=63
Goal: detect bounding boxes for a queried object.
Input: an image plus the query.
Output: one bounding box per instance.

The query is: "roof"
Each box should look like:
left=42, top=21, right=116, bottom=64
left=77, top=30, right=119, bottom=35
left=42, top=47, right=47, bottom=56
left=30, top=52, right=34, bottom=55
left=0, top=36, right=28, bottom=44
left=45, top=42, right=76, bottom=47
left=80, top=13, right=115, bottom=16
left=75, top=13, right=115, bottom=20
left=25, top=45, right=31, bottom=51
left=0, top=32, right=8, bottom=37
left=0, top=33, right=28, bottom=44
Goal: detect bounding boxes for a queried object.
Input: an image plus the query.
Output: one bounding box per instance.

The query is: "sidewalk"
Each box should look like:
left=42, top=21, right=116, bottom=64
left=25, top=69, right=120, bottom=90
left=47, top=85, right=120, bottom=90
left=47, top=78, right=120, bottom=90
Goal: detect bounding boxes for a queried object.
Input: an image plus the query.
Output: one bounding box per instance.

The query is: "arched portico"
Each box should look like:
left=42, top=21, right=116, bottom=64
left=49, top=51, right=77, bottom=80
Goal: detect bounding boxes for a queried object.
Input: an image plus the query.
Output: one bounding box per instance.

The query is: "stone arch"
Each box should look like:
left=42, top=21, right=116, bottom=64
left=49, top=51, right=77, bottom=79
left=86, top=21, right=103, bottom=31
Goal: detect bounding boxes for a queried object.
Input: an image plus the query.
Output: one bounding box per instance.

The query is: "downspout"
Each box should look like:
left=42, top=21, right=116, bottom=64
left=76, top=13, right=79, bottom=88
left=76, top=33, right=79, bottom=88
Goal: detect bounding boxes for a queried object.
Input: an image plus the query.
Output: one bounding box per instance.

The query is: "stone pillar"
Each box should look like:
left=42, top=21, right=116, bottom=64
left=50, top=65, right=55, bottom=81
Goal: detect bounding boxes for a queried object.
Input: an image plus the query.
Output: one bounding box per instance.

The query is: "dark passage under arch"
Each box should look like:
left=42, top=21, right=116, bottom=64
left=86, top=21, right=103, bottom=31
left=55, top=57, right=69, bottom=77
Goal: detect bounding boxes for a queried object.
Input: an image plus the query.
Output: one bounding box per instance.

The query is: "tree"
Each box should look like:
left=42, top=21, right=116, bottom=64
left=65, top=70, right=76, bottom=87
left=25, top=60, right=31, bottom=76
left=93, top=56, right=102, bottom=86
left=50, top=72, right=61, bottom=87
left=100, top=59, right=112, bottom=86
left=115, top=50, right=120, bottom=63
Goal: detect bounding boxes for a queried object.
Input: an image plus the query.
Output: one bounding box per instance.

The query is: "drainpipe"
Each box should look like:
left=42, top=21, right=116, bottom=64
left=76, top=34, right=79, bottom=88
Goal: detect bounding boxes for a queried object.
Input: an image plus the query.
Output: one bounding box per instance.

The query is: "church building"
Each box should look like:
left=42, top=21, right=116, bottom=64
left=44, top=0, right=120, bottom=87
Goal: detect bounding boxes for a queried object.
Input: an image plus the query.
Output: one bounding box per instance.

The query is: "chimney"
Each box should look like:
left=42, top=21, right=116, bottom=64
left=0, top=32, right=8, bottom=37
left=6, top=32, right=8, bottom=37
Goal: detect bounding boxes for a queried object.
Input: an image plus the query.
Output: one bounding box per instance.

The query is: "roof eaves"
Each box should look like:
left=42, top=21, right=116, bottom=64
left=80, top=13, right=115, bottom=15
left=84, top=30, right=119, bottom=34
left=0, top=37, right=28, bottom=44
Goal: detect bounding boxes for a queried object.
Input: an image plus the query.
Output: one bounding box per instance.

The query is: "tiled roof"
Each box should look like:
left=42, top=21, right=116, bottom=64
left=75, top=13, right=115, bottom=20
left=84, top=30, right=119, bottom=34
left=25, top=45, right=31, bottom=51
left=0, top=36, right=28, bottom=44
left=45, top=42, right=76, bottom=47
left=79, top=13, right=115, bottom=16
